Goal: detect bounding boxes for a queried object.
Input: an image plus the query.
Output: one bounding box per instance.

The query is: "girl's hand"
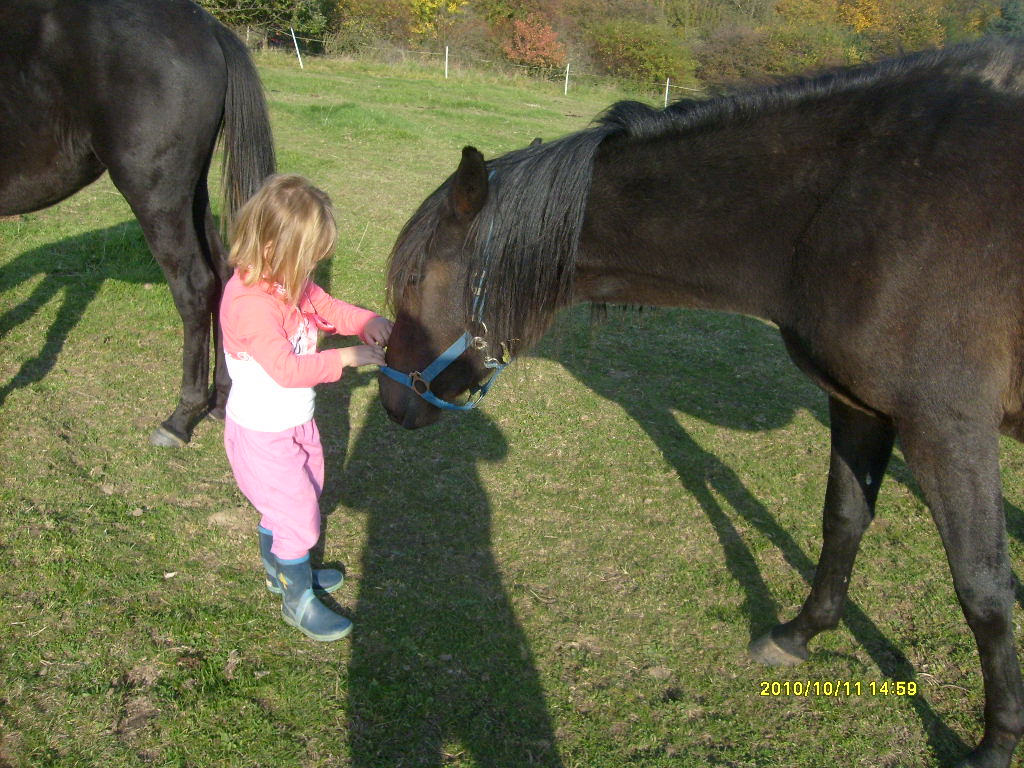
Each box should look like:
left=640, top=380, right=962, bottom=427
left=364, top=316, right=394, bottom=347
left=339, top=344, right=386, bottom=369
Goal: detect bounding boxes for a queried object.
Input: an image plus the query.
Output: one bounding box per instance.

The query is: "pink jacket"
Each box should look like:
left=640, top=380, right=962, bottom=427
left=220, top=270, right=379, bottom=431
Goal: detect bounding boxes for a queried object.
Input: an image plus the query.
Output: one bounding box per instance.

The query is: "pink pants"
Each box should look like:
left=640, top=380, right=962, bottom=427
left=224, top=416, right=324, bottom=561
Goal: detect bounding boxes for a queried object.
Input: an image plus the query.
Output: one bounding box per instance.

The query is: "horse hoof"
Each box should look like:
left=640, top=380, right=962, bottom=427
left=150, top=425, right=187, bottom=448
left=207, top=406, right=226, bottom=422
left=748, top=632, right=807, bottom=667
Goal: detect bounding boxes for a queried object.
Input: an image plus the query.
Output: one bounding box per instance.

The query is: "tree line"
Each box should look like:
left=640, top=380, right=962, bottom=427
left=196, top=0, right=1022, bottom=88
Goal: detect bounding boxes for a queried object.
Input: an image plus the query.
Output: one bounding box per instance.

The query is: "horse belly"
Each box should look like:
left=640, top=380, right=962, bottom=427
left=0, top=127, right=105, bottom=215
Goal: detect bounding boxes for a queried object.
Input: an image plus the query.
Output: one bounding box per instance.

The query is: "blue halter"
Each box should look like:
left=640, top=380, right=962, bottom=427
left=379, top=205, right=513, bottom=411
left=378, top=329, right=510, bottom=412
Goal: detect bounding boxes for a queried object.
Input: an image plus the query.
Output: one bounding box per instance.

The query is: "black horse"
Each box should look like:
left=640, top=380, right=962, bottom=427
left=380, top=39, right=1024, bottom=768
left=0, top=0, right=275, bottom=446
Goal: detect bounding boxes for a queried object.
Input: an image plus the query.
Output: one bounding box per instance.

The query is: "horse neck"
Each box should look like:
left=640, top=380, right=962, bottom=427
left=574, top=116, right=848, bottom=323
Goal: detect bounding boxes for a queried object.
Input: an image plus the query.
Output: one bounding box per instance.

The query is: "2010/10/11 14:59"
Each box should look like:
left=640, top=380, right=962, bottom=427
left=759, top=680, right=918, bottom=697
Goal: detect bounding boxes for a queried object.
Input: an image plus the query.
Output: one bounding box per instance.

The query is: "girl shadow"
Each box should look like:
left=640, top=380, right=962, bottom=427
left=318, top=370, right=563, bottom=768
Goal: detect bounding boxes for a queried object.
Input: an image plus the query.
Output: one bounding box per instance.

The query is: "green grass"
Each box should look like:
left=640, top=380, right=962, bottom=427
left=3, top=54, right=1024, bottom=767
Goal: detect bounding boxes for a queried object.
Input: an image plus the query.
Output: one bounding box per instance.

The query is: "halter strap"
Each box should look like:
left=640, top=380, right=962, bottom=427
left=378, top=332, right=509, bottom=412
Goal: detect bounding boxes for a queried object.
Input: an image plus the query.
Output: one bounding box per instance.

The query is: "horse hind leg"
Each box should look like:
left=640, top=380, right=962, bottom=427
left=750, top=397, right=894, bottom=665
left=899, top=418, right=1023, bottom=768
left=112, top=174, right=218, bottom=447
left=150, top=211, right=219, bottom=447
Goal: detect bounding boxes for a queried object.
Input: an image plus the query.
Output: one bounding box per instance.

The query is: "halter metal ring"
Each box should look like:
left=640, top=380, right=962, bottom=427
left=409, top=371, right=429, bottom=395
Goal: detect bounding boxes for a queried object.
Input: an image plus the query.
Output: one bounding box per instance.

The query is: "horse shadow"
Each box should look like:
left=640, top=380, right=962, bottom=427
left=0, top=220, right=163, bottom=407
left=535, top=304, right=985, bottom=763
left=317, top=370, right=563, bottom=768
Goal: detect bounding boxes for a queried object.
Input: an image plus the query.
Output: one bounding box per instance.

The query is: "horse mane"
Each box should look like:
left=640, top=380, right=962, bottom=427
left=388, top=37, right=1024, bottom=352
left=465, top=128, right=617, bottom=349
left=387, top=123, right=620, bottom=350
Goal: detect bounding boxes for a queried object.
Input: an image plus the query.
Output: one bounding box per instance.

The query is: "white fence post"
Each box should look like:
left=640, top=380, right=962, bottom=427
left=664, top=77, right=671, bottom=107
left=445, top=45, right=449, bottom=79
left=290, top=28, right=304, bottom=69
left=564, top=61, right=570, bottom=95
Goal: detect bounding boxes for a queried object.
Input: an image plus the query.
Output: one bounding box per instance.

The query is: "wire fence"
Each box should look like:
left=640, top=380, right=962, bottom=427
left=245, top=26, right=703, bottom=105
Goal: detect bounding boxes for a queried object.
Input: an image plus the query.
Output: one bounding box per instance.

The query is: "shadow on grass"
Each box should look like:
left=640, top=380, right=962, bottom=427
left=538, top=305, right=973, bottom=764
left=318, top=370, right=563, bottom=768
left=0, top=220, right=164, bottom=407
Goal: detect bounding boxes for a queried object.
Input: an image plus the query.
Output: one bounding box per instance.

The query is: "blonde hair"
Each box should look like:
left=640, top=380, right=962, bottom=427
left=229, top=174, right=338, bottom=305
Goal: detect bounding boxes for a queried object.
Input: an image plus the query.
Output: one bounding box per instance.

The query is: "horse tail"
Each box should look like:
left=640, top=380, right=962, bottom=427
left=213, top=23, right=276, bottom=229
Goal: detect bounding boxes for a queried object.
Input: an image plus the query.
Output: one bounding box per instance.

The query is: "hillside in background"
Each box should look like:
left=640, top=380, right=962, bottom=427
left=198, top=0, right=1014, bottom=88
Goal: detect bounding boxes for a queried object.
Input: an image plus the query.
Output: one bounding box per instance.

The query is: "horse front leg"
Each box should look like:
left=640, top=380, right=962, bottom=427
left=750, top=396, right=894, bottom=664
left=899, top=419, right=1023, bottom=768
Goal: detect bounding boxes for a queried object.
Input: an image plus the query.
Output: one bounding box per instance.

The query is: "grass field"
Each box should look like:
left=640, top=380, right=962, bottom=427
left=3, top=52, right=1024, bottom=768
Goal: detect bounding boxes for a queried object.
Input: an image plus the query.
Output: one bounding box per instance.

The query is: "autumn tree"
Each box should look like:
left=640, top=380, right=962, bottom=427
left=503, top=12, right=568, bottom=67
left=838, top=0, right=945, bottom=55
left=408, top=0, right=470, bottom=40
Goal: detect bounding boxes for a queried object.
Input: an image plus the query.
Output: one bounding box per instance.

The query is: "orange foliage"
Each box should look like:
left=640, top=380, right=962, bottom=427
left=502, top=13, right=568, bottom=68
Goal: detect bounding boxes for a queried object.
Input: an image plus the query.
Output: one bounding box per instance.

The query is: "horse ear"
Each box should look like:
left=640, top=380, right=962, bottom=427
left=450, top=146, right=488, bottom=220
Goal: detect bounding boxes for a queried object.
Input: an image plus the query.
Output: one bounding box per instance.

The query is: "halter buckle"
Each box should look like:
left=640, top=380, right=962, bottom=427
left=409, top=371, right=429, bottom=395
left=379, top=326, right=514, bottom=412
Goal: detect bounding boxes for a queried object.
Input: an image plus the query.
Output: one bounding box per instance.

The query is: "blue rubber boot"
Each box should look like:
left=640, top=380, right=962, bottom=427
left=258, top=527, right=343, bottom=594
left=276, top=555, right=353, bottom=642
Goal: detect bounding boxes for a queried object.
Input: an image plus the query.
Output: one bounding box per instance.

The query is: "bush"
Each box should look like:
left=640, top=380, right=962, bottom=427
left=445, top=12, right=505, bottom=60
left=765, top=23, right=855, bottom=73
left=838, top=0, right=946, bottom=58
left=503, top=12, right=568, bottom=68
left=693, top=25, right=777, bottom=87
left=586, top=19, right=697, bottom=86
left=330, top=0, right=411, bottom=52
left=989, top=0, right=1024, bottom=35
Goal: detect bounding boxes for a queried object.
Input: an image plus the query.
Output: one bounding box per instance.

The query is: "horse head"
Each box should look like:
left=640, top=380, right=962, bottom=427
left=379, top=147, right=505, bottom=429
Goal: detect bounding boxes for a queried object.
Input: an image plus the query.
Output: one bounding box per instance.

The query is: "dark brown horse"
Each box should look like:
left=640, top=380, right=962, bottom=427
left=0, top=0, right=275, bottom=445
left=379, top=39, right=1024, bottom=768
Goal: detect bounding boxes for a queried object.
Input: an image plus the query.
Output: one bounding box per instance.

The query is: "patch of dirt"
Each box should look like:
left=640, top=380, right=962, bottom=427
left=122, top=661, right=161, bottom=690
left=224, top=649, right=241, bottom=681
left=207, top=507, right=251, bottom=535
left=114, top=696, right=159, bottom=739
left=646, top=665, right=674, bottom=682
left=111, top=661, right=163, bottom=743
left=0, top=732, right=22, bottom=768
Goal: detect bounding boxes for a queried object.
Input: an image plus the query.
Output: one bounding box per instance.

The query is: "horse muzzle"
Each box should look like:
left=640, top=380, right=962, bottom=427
left=377, top=330, right=512, bottom=423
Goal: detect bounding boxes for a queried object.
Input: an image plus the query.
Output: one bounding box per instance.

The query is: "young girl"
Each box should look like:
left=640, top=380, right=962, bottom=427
left=221, top=174, right=392, bottom=642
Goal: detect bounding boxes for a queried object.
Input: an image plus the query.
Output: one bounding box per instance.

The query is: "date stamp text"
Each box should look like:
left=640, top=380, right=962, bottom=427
left=759, top=680, right=918, bottom=697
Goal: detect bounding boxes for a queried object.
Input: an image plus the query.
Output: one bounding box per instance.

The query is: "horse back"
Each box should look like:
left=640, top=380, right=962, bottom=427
left=582, top=40, right=1024, bottom=434
left=792, top=55, right=1024, bottom=432
left=0, top=0, right=228, bottom=214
